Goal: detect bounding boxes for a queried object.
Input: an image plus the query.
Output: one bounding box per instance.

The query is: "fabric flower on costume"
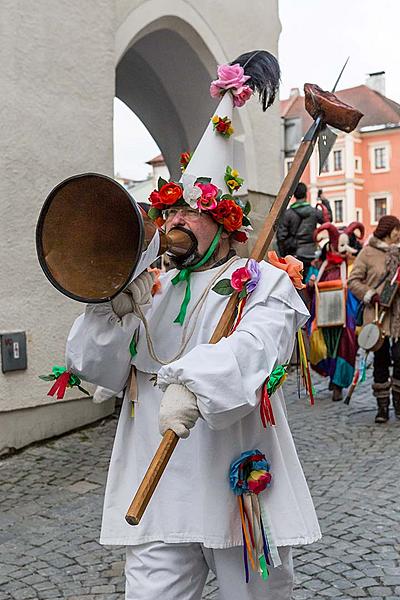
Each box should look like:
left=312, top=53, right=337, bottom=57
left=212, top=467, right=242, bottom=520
left=212, top=115, right=234, bottom=138
left=224, top=166, right=244, bottom=193
left=247, top=470, right=272, bottom=494
left=232, top=85, right=253, bottom=107
left=212, top=258, right=261, bottom=299
left=229, top=450, right=271, bottom=496
left=210, top=63, right=252, bottom=108
left=195, top=182, right=219, bottom=211
left=149, top=190, right=164, bottom=209
left=159, top=181, right=183, bottom=205
left=231, top=266, right=251, bottom=292
left=267, top=251, right=305, bottom=290
left=182, top=173, right=202, bottom=208
left=211, top=199, right=243, bottom=232
left=179, top=151, right=192, bottom=172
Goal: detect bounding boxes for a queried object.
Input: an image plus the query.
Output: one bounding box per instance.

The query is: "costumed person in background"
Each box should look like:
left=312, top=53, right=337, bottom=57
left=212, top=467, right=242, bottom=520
left=348, top=215, right=400, bottom=423
left=306, top=222, right=365, bottom=401
left=276, top=182, right=324, bottom=280
left=65, top=51, right=320, bottom=600
left=317, top=189, right=333, bottom=222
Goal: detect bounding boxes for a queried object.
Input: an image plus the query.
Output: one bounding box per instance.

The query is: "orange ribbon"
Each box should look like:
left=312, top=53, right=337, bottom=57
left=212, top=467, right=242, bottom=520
left=267, top=251, right=305, bottom=290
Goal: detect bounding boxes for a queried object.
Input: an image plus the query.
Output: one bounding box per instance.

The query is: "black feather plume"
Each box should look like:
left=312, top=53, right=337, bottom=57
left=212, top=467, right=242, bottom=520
left=230, top=50, right=280, bottom=111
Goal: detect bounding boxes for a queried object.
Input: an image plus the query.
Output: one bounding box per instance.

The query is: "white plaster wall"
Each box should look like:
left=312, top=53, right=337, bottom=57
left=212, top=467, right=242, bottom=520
left=0, top=0, right=115, bottom=413
left=0, top=0, right=281, bottom=448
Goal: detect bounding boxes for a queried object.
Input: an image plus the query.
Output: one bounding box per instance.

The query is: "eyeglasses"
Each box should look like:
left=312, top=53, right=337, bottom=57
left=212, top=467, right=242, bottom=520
left=162, top=207, right=204, bottom=221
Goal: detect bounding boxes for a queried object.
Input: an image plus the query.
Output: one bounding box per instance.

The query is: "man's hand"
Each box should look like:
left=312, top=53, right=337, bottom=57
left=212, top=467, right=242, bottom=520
left=111, top=271, right=154, bottom=318
left=363, top=289, right=380, bottom=306
left=159, top=383, right=200, bottom=439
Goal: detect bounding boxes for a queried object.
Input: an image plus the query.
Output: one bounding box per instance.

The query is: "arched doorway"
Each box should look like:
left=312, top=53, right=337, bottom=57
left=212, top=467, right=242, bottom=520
left=116, top=18, right=220, bottom=180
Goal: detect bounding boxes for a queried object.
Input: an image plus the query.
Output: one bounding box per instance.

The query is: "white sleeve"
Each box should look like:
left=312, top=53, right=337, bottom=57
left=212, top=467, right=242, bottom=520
left=65, top=302, right=140, bottom=391
left=157, top=279, right=309, bottom=430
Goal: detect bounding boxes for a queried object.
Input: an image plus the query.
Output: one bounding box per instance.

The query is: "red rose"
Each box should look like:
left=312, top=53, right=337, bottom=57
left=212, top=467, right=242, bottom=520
left=211, top=199, right=243, bottom=232
left=149, top=190, right=164, bottom=209
left=216, top=121, right=229, bottom=133
left=180, top=152, right=191, bottom=168
left=159, top=182, right=183, bottom=205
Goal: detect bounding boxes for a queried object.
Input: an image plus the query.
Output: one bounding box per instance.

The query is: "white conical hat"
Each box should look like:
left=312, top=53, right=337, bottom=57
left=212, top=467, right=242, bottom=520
left=180, top=93, right=244, bottom=192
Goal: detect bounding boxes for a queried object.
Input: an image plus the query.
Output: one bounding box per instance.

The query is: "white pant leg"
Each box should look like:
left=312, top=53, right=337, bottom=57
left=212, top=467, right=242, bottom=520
left=125, top=542, right=209, bottom=600
left=203, top=546, right=294, bottom=600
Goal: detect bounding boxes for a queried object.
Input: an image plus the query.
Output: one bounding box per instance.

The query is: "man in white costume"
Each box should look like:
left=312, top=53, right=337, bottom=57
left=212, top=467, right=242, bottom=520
left=66, top=51, right=320, bottom=599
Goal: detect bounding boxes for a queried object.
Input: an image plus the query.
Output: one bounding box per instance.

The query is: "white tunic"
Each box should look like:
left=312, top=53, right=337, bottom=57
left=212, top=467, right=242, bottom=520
left=66, top=258, right=321, bottom=549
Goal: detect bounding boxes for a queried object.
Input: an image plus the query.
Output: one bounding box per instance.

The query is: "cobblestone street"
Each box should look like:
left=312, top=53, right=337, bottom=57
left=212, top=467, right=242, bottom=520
left=1, top=372, right=399, bottom=599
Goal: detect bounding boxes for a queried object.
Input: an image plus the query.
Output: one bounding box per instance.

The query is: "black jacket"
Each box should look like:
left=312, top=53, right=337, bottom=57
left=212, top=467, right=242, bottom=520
left=276, top=202, right=324, bottom=260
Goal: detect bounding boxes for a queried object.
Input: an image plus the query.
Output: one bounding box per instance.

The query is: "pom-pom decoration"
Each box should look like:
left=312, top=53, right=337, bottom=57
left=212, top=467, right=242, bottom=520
left=229, top=450, right=274, bottom=583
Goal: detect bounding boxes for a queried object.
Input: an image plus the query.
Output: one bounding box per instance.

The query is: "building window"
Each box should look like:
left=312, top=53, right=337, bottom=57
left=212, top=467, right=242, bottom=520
left=333, top=150, right=343, bottom=171
left=374, top=197, right=387, bottom=221
left=320, top=158, right=329, bottom=173
left=370, top=142, right=390, bottom=173
left=356, top=208, right=363, bottom=222
left=354, top=157, right=362, bottom=172
left=374, top=147, right=387, bottom=170
left=334, top=199, right=344, bottom=223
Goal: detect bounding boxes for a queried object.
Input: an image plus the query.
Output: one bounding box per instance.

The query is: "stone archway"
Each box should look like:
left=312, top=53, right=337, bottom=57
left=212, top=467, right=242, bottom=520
left=114, top=0, right=281, bottom=235
left=116, top=21, right=217, bottom=180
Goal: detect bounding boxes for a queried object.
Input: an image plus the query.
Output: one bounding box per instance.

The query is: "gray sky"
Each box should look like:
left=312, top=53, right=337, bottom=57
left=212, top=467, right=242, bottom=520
left=114, top=0, right=400, bottom=180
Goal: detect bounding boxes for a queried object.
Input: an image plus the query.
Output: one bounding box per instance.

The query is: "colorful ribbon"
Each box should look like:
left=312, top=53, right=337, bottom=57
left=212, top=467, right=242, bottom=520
left=39, top=365, right=89, bottom=400
left=297, top=330, right=315, bottom=405
left=172, top=226, right=223, bottom=325
left=229, top=450, right=274, bottom=583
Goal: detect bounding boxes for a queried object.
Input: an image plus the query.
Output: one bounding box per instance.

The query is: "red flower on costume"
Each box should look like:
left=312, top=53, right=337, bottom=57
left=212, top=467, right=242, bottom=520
left=247, top=471, right=272, bottom=494
left=149, top=190, right=164, bottom=209
left=231, top=267, right=251, bottom=292
left=211, top=199, right=243, bottom=232
left=159, top=182, right=183, bottom=205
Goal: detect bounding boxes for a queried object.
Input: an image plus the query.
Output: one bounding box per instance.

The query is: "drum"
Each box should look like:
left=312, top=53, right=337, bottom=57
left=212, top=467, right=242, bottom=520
left=358, top=322, right=385, bottom=352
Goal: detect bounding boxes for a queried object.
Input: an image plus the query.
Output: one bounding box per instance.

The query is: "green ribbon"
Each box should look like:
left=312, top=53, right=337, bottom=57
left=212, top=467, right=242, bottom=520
left=259, top=554, right=269, bottom=581
left=51, top=365, right=81, bottom=387
left=171, top=226, right=223, bottom=325
left=266, top=364, right=288, bottom=396
left=129, top=336, right=137, bottom=358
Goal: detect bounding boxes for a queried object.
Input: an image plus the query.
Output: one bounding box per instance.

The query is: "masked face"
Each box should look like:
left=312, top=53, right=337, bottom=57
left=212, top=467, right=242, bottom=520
left=164, top=207, right=225, bottom=267
left=338, top=232, right=357, bottom=256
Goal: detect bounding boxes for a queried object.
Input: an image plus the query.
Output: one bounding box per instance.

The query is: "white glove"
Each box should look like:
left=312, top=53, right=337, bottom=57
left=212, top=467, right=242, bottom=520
left=159, top=383, right=200, bottom=439
left=93, top=386, right=118, bottom=404
left=111, top=271, right=154, bottom=318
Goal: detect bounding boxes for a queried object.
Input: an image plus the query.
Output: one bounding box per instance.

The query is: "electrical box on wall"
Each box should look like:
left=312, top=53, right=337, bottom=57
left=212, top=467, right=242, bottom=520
left=1, top=332, right=27, bottom=373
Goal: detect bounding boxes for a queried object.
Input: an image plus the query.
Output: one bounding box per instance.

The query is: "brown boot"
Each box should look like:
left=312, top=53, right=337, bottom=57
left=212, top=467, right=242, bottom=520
left=372, top=382, right=391, bottom=423
left=392, top=378, right=400, bottom=420
left=331, top=383, right=343, bottom=401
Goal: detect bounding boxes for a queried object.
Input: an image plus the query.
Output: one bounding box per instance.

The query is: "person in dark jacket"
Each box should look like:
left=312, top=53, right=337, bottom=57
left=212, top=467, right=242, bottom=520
left=277, top=182, right=324, bottom=279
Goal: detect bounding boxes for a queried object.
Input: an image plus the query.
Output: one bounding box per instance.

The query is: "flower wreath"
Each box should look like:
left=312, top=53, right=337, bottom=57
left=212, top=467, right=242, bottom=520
left=147, top=167, right=251, bottom=243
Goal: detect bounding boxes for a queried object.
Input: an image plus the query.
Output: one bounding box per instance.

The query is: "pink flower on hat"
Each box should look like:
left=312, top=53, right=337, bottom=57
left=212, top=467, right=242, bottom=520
left=195, top=182, right=218, bottom=211
left=232, top=85, right=253, bottom=107
left=210, top=63, right=250, bottom=98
